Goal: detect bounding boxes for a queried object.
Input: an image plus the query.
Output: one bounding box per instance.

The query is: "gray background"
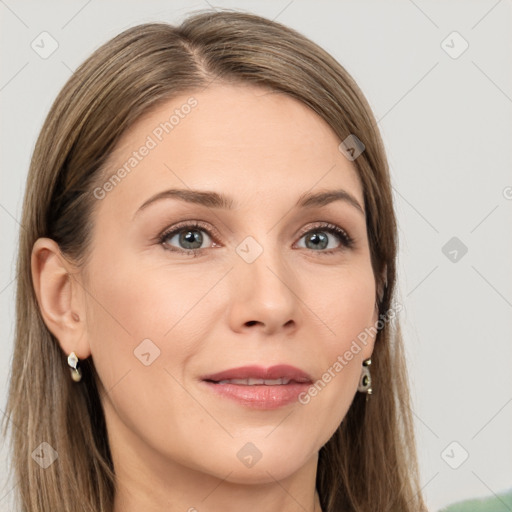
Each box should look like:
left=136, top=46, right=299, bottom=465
left=1, top=1, right=511, bottom=510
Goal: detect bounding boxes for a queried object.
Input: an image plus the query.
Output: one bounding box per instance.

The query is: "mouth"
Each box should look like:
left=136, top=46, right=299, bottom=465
left=200, top=364, right=313, bottom=410
left=211, top=377, right=297, bottom=385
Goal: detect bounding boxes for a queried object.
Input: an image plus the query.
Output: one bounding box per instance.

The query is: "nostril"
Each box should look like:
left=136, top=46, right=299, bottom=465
left=246, top=321, right=258, bottom=326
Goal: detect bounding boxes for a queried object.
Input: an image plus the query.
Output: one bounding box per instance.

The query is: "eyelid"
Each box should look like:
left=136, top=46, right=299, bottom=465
left=159, top=219, right=220, bottom=243
left=297, top=222, right=351, bottom=242
left=295, top=222, right=354, bottom=252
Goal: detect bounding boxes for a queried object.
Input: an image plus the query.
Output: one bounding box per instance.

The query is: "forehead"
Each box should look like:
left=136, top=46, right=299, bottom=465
left=96, top=83, right=364, bottom=213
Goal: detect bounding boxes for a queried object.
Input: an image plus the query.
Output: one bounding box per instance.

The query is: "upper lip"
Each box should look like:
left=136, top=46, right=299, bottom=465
left=201, top=364, right=313, bottom=383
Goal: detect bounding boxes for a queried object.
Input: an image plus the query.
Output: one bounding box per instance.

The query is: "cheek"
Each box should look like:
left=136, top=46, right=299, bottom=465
left=82, top=246, right=224, bottom=393
left=311, top=261, right=376, bottom=352
left=296, top=265, right=376, bottom=438
left=332, top=278, right=376, bottom=350
left=81, top=253, right=215, bottom=449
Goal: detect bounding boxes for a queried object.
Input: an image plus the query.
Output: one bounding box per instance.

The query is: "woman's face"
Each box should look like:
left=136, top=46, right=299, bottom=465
left=81, top=83, right=378, bottom=485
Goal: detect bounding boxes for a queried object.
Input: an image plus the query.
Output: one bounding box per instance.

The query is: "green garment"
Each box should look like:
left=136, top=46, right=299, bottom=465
left=440, top=489, right=512, bottom=511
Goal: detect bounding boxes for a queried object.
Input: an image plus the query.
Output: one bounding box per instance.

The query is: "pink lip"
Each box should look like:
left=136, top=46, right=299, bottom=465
left=200, top=365, right=313, bottom=410
left=201, top=364, right=313, bottom=383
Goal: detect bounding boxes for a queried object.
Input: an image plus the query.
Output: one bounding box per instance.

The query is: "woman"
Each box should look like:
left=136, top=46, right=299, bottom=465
left=2, top=9, right=427, bottom=512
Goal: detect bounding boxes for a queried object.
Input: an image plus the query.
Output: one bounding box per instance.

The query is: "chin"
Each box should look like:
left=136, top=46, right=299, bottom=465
left=210, top=438, right=318, bottom=485
left=215, top=460, right=306, bottom=485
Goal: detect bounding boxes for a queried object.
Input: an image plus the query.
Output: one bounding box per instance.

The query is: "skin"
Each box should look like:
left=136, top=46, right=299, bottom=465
left=32, top=83, right=378, bottom=512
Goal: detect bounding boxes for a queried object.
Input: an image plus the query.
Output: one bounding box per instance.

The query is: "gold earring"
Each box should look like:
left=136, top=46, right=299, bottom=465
left=357, top=358, right=372, bottom=395
left=67, top=352, right=82, bottom=382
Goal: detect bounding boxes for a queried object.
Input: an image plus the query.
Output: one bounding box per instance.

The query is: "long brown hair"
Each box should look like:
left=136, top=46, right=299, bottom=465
left=2, top=9, right=427, bottom=512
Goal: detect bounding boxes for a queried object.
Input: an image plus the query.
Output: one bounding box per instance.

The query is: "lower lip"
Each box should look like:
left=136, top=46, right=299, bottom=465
left=201, top=381, right=311, bottom=409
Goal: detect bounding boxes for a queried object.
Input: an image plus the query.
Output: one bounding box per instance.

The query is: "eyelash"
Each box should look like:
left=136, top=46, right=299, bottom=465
left=157, top=220, right=355, bottom=257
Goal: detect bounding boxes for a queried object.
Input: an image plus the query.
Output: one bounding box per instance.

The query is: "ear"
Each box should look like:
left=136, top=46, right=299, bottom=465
left=31, top=237, right=91, bottom=359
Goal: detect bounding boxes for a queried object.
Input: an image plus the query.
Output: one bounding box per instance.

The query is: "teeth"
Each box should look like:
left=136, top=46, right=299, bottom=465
left=216, top=378, right=292, bottom=385
left=263, top=378, right=284, bottom=385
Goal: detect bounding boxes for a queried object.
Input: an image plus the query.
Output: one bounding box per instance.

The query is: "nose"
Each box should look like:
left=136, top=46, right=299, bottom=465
left=227, top=241, right=300, bottom=335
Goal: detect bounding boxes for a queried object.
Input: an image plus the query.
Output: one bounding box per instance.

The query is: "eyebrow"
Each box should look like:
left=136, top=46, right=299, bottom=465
left=134, top=187, right=365, bottom=218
